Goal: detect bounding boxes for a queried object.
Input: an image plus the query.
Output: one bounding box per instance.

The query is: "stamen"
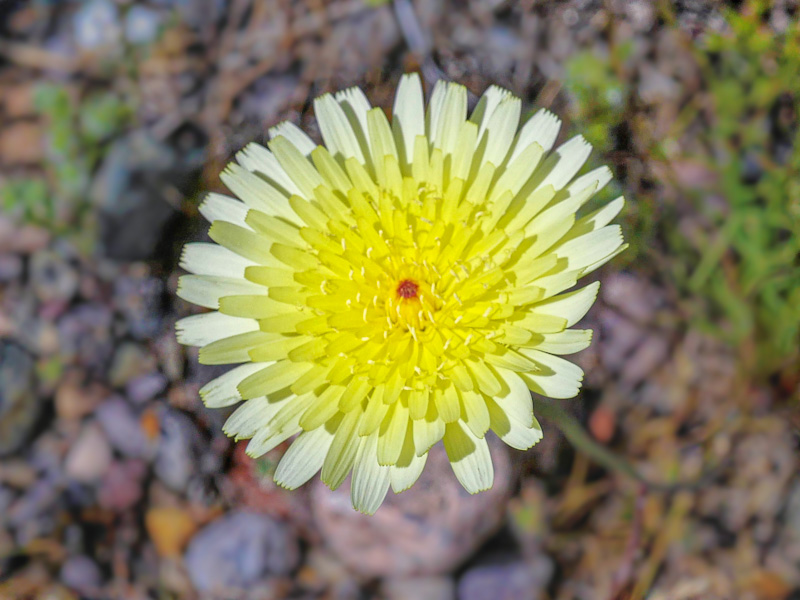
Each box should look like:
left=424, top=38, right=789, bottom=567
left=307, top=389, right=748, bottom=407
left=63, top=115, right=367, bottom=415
left=397, top=279, right=419, bottom=299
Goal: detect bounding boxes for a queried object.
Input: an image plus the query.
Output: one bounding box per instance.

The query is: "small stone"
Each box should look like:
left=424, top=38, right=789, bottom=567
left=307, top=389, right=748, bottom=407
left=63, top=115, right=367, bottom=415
left=1, top=83, right=35, bottom=118
left=154, top=409, right=200, bottom=492
left=98, top=459, right=146, bottom=511
left=29, top=251, right=79, bottom=304
left=185, top=512, right=299, bottom=593
left=298, top=548, right=359, bottom=598
left=0, top=255, right=23, bottom=282
left=10, top=224, right=51, bottom=254
left=145, top=507, right=197, bottom=557
left=54, top=373, right=105, bottom=421
left=0, top=343, right=41, bottom=456
left=124, top=5, right=162, bottom=45
left=73, top=0, right=121, bottom=50
left=64, top=424, right=112, bottom=483
left=0, top=122, right=43, bottom=165
left=0, top=459, right=37, bottom=488
left=312, top=438, right=513, bottom=577
left=7, top=474, right=60, bottom=528
left=0, top=485, right=13, bottom=515
left=126, top=372, right=167, bottom=404
left=91, top=132, right=184, bottom=261
left=457, top=559, right=553, bottom=600
left=96, top=396, right=150, bottom=458
left=60, top=555, right=102, bottom=595
left=113, top=273, right=165, bottom=340
left=108, top=343, right=155, bottom=388
left=385, top=576, right=456, bottom=600
left=57, top=304, right=114, bottom=372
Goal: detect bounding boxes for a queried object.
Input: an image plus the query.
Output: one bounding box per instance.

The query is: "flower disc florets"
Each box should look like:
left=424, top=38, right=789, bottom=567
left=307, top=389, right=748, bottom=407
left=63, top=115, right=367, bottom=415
left=176, top=74, right=626, bottom=514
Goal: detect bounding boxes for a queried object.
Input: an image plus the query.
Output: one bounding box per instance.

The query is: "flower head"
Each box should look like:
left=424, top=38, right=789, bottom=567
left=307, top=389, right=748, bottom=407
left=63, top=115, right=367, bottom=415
left=177, top=74, right=626, bottom=514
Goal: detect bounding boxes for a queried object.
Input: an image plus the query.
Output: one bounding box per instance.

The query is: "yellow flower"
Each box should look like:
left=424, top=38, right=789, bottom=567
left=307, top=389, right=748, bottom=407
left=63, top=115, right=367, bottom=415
left=176, top=74, right=626, bottom=514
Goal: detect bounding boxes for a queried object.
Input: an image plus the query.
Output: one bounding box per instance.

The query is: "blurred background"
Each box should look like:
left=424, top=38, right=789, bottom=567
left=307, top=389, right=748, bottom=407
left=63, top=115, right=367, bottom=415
left=0, top=0, right=799, bottom=598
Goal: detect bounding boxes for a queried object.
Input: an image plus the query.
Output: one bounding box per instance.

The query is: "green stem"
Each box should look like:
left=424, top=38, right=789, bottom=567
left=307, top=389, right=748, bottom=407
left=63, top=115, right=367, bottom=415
left=531, top=397, right=723, bottom=491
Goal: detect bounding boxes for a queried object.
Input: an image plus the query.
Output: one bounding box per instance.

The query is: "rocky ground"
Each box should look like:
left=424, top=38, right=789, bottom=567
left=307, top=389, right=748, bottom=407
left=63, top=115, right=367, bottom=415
left=1, top=1, right=799, bottom=599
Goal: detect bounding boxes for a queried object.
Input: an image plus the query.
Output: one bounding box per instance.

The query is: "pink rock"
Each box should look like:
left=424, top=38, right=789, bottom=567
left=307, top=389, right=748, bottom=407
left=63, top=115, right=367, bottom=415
left=311, top=438, right=513, bottom=578
left=64, top=423, right=112, bottom=483
left=98, top=460, right=146, bottom=511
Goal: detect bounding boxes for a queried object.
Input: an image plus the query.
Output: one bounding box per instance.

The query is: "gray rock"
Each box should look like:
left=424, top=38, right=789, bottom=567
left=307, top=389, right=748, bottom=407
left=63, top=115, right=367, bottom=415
left=154, top=409, right=201, bottom=492
left=91, top=131, right=200, bottom=261
left=7, top=475, right=60, bottom=528
left=126, top=372, right=167, bottom=405
left=124, top=5, right=162, bottom=45
left=0, top=255, right=22, bottom=282
left=385, top=576, right=456, bottom=600
left=108, top=342, right=154, bottom=388
left=0, top=485, right=14, bottom=515
left=65, top=423, right=113, bottom=483
left=73, top=0, right=121, bottom=50
left=98, top=459, right=146, bottom=511
left=96, top=396, right=150, bottom=458
left=458, top=560, right=553, bottom=600
left=113, top=274, right=165, bottom=340
left=0, top=343, right=41, bottom=456
left=311, top=438, right=513, bottom=578
left=57, top=303, right=114, bottom=372
left=60, top=555, right=102, bottom=595
left=185, top=512, right=300, bottom=593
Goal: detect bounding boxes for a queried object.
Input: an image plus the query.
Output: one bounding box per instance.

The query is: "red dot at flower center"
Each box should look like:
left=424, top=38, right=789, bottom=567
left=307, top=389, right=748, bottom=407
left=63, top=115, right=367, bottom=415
left=396, top=279, right=419, bottom=299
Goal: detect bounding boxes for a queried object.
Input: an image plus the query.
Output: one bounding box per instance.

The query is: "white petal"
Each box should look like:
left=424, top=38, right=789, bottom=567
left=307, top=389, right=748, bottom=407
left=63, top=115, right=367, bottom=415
left=269, top=136, right=325, bottom=199
left=177, top=275, right=268, bottom=310
left=509, top=108, right=561, bottom=162
left=566, top=166, right=612, bottom=197
left=536, top=135, right=592, bottom=191
left=470, top=85, right=513, bottom=139
left=581, top=196, right=625, bottom=231
left=367, top=107, right=399, bottom=167
left=199, top=363, right=265, bottom=408
left=321, top=408, right=361, bottom=490
left=392, top=73, right=425, bottom=172
left=390, top=425, right=428, bottom=493
left=479, top=95, right=521, bottom=168
left=443, top=422, right=494, bottom=494
left=492, top=368, right=534, bottom=428
left=335, top=86, right=373, bottom=160
left=274, top=425, right=334, bottom=489
left=412, top=405, right=445, bottom=456
left=223, top=396, right=282, bottom=439
left=517, top=349, right=585, bottom=399
left=425, top=80, right=448, bottom=147
left=552, top=225, right=624, bottom=273
left=486, top=396, right=543, bottom=450
left=531, top=281, right=600, bottom=327
left=220, top=163, right=300, bottom=224
left=534, top=329, right=593, bottom=355
left=376, top=399, right=408, bottom=466
left=460, top=389, right=491, bottom=438
left=235, top=142, right=303, bottom=197
left=179, top=242, right=255, bottom=278
left=199, top=193, right=251, bottom=229
left=176, top=311, right=259, bottom=347
left=314, top=93, right=366, bottom=164
left=432, top=82, right=467, bottom=155
left=350, top=430, right=390, bottom=515
left=521, top=182, right=598, bottom=258
left=269, top=121, right=317, bottom=156
left=245, top=392, right=315, bottom=458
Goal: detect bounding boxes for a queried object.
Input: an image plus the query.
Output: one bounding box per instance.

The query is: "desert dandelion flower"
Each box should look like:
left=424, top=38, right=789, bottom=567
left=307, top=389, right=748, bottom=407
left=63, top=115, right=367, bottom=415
left=176, top=74, right=626, bottom=514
